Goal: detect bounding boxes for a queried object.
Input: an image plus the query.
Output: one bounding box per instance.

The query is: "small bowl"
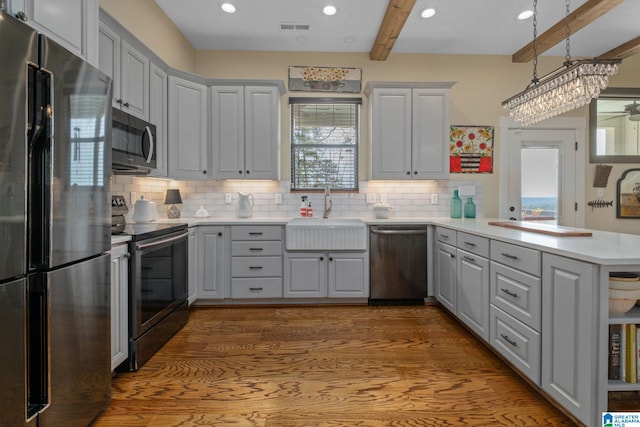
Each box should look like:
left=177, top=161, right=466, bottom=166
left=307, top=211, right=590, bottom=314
left=610, top=298, right=637, bottom=315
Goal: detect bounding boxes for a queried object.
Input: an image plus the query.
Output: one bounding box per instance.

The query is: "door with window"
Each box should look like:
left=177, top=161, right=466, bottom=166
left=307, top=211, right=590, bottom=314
left=505, top=128, right=581, bottom=226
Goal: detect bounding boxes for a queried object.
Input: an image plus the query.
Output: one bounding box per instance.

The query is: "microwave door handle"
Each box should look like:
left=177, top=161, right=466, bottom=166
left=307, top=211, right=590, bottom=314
left=143, top=126, right=154, bottom=164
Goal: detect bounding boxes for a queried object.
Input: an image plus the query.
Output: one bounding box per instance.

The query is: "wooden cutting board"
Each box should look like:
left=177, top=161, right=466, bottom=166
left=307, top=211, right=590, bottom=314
left=488, top=221, right=593, bottom=237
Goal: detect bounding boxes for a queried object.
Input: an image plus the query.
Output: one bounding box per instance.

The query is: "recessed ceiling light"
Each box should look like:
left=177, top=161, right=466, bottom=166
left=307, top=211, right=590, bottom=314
left=220, top=2, right=237, bottom=14
left=323, top=5, right=337, bottom=16
left=421, top=8, right=436, bottom=18
left=518, top=10, right=534, bottom=20
left=296, top=35, right=308, bottom=43
left=344, top=36, right=356, bottom=44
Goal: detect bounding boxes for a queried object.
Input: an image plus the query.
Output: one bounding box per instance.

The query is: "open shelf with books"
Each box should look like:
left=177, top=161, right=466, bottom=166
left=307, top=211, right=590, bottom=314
left=609, top=305, right=640, bottom=324
left=607, top=322, right=640, bottom=389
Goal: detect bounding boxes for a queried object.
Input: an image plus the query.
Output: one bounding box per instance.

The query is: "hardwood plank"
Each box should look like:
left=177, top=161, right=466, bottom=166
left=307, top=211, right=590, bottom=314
left=370, top=0, right=416, bottom=61
left=598, top=36, right=640, bottom=60
left=94, top=306, right=578, bottom=426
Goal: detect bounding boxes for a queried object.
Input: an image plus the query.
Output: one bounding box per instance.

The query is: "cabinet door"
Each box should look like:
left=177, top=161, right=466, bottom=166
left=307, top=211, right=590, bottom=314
left=328, top=252, right=369, bottom=298
left=457, top=249, right=490, bottom=340
left=371, top=88, right=412, bottom=179
left=168, top=76, right=208, bottom=179
left=120, top=39, right=149, bottom=120
left=12, top=0, right=98, bottom=64
left=197, top=227, right=229, bottom=299
left=541, top=253, right=597, bottom=426
left=411, top=88, right=449, bottom=179
left=149, top=63, right=168, bottom=177
left=109, top=244, right=129, bottom=371
left=284, top=253, right=326, bottom=298
left=187, top=227, right=198, bottom=304
left=435, top=241, right=456, bottom=312
left=210, top=86, right=245, bottom=179
left=97, top=22, right=121, bottom=108
left=244, top=86, right=279, bottom=179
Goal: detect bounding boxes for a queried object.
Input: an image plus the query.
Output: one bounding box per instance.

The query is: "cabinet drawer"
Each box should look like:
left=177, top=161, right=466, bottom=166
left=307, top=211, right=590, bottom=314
left=232, top=241, right=282, bottom=256
left=490, top=241, right=540, bottom=276
left=435, top=226, right=457, bottom=245
left=232, top=256, right=282, bottom=277
left=490, top=261, right=541, bottom=331
left=457, top=232, right=489, bottom=258
left=489, top=305, right=540, bottom=386
left=231, top=278, right=282, bottom=298
left=231, top=225, right=283, bottom=241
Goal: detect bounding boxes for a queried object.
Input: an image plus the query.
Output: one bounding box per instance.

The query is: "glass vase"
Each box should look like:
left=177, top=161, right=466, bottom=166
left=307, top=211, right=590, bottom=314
left=464, top=197, right=476, bottom=218
left=450, top=190, right=462, bottom=218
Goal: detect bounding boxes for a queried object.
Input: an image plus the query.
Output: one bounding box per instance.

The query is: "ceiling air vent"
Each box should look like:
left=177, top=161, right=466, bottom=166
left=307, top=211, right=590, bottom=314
left=280, top=23, right=310, bottom=31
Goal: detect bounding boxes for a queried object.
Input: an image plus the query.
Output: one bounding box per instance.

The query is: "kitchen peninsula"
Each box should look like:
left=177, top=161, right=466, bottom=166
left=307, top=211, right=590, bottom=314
left=149, top=216, right=640, bottom=427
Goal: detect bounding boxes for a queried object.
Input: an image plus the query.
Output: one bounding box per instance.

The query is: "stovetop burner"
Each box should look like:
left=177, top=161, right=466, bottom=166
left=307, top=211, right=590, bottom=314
left=122, top=222, right=188, bottom=241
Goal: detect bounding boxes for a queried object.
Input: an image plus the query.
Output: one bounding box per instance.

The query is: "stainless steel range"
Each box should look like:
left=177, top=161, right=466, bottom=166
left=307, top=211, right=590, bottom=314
left=112, top=196, right=189, bottom=371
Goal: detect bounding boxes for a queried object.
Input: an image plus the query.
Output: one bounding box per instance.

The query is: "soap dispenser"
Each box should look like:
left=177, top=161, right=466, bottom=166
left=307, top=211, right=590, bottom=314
left=300, top=196, right=308, bottom=217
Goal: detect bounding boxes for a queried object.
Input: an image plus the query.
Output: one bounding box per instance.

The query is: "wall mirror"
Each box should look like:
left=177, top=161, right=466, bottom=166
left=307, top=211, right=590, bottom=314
left=590, top=87, right=640, bottom=163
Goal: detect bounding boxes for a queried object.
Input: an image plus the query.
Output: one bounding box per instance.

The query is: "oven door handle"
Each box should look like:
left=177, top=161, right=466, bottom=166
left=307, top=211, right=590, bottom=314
left=136, top=231, right=188, bottom=251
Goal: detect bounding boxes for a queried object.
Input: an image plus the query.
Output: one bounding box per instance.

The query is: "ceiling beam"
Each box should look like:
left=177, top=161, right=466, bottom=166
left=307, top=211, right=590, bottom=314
left=370, top=0, right=416, bottom=61
left=511, top=0, right=624, bottom=63
left=597, top=36, right=640, bottom=60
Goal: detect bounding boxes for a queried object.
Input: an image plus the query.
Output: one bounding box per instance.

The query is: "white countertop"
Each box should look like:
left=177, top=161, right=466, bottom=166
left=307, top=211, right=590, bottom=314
left=111, top=216, right=640, bottom=266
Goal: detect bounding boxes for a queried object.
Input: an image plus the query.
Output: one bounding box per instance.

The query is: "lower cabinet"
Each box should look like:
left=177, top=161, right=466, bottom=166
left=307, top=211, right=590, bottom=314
left=284, top=252, right=368, bottom=298
left=541, top=253, right=597, bottom=426
left=197, top=226, right=230, bottom=299
left=434, top=241, right=456, bottom=312
left=109, top=243, right=129, bottom=372
left=187, top=226, right=198, bottom=304
left=457, top=248, right=489, bottom=340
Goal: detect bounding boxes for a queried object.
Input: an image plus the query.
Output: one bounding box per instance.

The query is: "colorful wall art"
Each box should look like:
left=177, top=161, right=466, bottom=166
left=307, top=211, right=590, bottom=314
left=288, top=66, right=362, bottom=93
left=450, top=125, right=494, bottom=173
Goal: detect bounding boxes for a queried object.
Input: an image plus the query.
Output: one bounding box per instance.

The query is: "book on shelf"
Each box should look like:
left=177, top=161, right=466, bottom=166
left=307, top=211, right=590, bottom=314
left=626, top=324, right=637, bottom=383
left=609, top=324, right=621, bottom=380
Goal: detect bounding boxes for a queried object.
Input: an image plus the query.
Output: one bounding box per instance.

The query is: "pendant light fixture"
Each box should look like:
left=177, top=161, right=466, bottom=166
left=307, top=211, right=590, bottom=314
left=502, top=0, right=621, bottom=126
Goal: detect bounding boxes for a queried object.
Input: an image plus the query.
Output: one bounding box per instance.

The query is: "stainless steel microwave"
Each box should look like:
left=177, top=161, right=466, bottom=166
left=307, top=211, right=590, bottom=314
left=112, top=108, right=156, bottom=175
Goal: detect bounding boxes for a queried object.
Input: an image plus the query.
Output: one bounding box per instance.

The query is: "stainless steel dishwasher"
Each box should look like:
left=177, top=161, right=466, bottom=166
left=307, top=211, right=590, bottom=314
left=369, top=225, right=428, bottom=305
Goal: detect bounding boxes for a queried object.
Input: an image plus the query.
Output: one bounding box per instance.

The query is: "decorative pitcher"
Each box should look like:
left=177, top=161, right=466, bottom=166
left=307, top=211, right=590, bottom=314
left=237, top=192, right=254, bottom=218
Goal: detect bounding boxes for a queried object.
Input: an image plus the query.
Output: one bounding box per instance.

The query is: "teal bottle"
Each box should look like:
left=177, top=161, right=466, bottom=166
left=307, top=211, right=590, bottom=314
left=464, top=197, right=476, bottom=218
left=450, top=190, right=462, bottom=218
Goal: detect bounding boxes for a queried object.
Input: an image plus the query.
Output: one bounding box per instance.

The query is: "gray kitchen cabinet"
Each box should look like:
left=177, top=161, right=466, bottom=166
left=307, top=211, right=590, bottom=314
left=197, top=226, right=230, bottom=300
left=541, top=253, right=597, bottom=426
left=367, top=83, right=453, bottom=180
left=149, top=63, right=168, bottom=177
left=434, top=240, right=456, bottom=312
left=168, top=75, right=208, bottom=180
left=8, top=0, right=99, bottom=65
left=284, top=251, right=369, bottom=299
left=457, top=247, right=490, bottom=340
left=109, top=242, right=129, bottom=372
left=98, top=21, right=149, bottom=120
left=230, top=225, right=283, bottom=299
left=210, top=85, right=280, bottom=179
left=187, top=226, right=198, bottom=305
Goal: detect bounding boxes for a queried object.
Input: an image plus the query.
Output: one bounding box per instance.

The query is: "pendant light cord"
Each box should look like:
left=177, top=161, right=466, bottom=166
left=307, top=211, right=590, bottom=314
left=532, top=0, right=538, bottom=83
left=565, top=0, right=572, bottom=65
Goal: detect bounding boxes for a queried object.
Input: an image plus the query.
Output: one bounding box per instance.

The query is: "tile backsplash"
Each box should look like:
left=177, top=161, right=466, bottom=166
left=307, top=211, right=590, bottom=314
left=111, top=176, right=482, bottom=221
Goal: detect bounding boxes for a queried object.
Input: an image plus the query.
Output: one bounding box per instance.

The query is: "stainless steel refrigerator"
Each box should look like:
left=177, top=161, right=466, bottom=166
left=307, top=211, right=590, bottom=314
left=0, top=10, right=112, bottom=427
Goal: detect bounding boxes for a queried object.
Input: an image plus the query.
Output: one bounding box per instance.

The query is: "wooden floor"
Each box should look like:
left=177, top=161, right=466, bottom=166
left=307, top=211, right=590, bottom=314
left=93, top=305, right=579, bottom=427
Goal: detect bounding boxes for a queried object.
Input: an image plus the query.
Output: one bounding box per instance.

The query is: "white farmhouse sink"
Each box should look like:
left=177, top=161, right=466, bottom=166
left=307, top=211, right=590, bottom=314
left=285, top=218, right=367, bottom=250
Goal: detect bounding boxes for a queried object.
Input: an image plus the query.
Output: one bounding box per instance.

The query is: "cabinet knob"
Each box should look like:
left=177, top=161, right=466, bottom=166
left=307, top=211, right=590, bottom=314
left=414, top=171, right=418, bottom=175
left=218, top=232, right=222, bottom=236
left=329, top=257, right=334, bottom=261
left=320, top=256, right=324, bottom=261
left=15, top=11, right=28, bottom=21
left=246, top=170, right=250, bottom=175
left=123, top=102, right=130, bottom=107
left=124, top=253, right=131, bottom=259
left=202, top=170, right=207, bottom=174
left=406, top=171, right=411, bottom=175
left=115, top=98, right=123, bottom=104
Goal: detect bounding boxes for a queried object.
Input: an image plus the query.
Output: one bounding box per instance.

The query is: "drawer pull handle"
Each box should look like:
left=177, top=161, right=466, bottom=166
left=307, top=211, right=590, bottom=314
left=462, top=255, right=475, bottom=262
left=249, top=247, right=264, bottom=251
left=463, top=241, right=476, bottom=247
left=501, top=252, right=518, bottom=260
left=249, top=266, right=263, bottom=270
left=249, top=232, right=263, bottom=236
left=500, top=334, right=518, bottom=348
left=500, top=288, right=519, bottom=298
left=439, top=234, right=449, bottom=239
left=249, top=287, right=263, bottom=291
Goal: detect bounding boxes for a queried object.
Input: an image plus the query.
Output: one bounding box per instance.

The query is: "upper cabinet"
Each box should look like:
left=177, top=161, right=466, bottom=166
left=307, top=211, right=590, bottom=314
left=8, top=0, right=99, bottom=65
left=210, top=84, right=282, bottom=180
left=149, top=63, right=168, bottom=177
left=98, top=21, right=149, bottom=120
left=366, top=82, right=454, bottom=180
left=168, top=75, right=208, bottom=180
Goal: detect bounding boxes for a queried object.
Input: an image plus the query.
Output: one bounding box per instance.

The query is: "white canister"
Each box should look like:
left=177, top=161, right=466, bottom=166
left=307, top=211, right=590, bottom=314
left=133, top=196, right=157, bottom=223
left=373, top=203, right=394, bottom=219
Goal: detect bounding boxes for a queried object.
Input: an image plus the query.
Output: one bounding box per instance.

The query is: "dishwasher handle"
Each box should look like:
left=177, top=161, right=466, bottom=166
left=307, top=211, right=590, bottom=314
left=371, top=228, right=427, bottom=235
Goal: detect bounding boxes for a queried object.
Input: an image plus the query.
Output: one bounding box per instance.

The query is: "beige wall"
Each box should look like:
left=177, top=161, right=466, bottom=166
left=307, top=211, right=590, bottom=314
left=99, top=0, right=197, bottom=72
left=99, top=1, right=640, bottom=232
